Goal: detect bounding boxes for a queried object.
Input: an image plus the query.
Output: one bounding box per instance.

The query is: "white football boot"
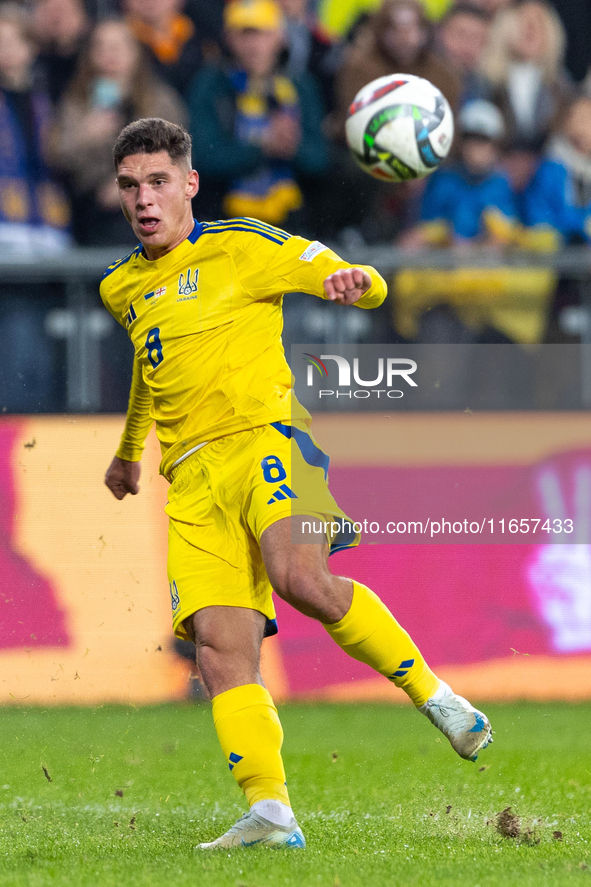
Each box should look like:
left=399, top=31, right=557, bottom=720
left=420, top=681, right=493, bottom=761
left=197, top=810, right=306, bottom=850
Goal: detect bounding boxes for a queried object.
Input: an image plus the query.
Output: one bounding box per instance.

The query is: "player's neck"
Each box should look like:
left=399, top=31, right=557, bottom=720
left=142, top=216, right=195, bottom=262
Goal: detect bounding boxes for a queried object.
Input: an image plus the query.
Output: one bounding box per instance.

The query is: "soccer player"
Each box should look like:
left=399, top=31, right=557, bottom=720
left=102, top=117, right=492, bottom=850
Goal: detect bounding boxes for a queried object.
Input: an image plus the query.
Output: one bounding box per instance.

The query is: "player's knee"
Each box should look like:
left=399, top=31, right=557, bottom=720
left=272, top=563, right=317, bottom=601
left=273, top=565, right=341, bottom=622
left=195, top=642, right=220, bottom=688
left=197, top=643, right=259, bottom=697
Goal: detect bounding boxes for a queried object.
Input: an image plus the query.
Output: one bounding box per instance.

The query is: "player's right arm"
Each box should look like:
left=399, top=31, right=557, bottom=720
left=232, top=228, right=387, bottom=308
left=105, top=355, right=153, bottom=500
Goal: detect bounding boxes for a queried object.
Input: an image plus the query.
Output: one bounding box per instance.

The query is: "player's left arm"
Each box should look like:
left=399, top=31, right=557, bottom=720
left=236, top=233, right=388, bottom=309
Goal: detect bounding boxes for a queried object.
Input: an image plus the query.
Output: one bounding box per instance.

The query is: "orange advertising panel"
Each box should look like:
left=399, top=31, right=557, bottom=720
left=0, top=414, right=590, bottom=704
left=0, top=417, right=185, bottom=704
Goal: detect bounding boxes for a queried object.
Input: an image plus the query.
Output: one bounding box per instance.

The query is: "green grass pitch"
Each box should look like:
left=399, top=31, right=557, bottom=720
left=0, top=702, right=589, bottom=886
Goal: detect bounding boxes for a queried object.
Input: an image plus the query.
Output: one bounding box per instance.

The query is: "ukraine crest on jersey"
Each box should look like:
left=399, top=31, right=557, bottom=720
left=100, top=217, right=387, bottom=480
left=178, top=268, right=198, bottom=298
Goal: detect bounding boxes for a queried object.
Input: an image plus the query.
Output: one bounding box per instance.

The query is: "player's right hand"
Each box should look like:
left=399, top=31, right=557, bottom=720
left=104, top=456, right=141, bottom=500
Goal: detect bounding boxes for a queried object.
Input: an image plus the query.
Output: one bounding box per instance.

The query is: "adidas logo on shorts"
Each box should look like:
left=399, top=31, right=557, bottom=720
left=267, top=484, right=298, bottom=505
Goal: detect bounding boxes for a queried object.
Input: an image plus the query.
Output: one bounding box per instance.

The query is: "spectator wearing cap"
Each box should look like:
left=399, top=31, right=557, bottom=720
left=393, top=101, right=555, bottom=347
left=187, top=0, right=329, bottom=227
left=123, top=0, right=206, bottom=94
left=438, top=3, right=493, bottom=107
left=402, top=100, right=516, bottom=248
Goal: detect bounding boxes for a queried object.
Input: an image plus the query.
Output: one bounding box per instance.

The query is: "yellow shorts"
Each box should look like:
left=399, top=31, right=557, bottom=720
left=165, top=422, right=359, bottom=641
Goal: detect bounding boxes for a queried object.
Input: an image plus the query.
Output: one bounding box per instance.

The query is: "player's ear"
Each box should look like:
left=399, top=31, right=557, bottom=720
left=187, top=169, right=199, bottom=200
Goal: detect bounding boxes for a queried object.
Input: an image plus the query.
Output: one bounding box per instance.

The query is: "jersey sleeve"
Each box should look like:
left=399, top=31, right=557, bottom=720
left=115, top=356, right=154, bottom=462
left=232, top=231, right=388, bottom=310
left=99, top=274, right=129, bottom=330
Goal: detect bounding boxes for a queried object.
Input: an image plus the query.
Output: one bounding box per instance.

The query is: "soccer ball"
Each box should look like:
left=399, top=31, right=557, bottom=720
left=345, top=74, right=454, bottom=182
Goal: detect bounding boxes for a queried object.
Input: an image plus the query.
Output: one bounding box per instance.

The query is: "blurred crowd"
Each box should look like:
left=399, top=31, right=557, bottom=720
left=2, top=0, right=591, bottom=409
left=3, top=0, right=591, bottom=249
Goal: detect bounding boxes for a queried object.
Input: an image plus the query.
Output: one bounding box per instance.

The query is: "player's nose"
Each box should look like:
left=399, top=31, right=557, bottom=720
left=135, top=184, right=154, bottom=209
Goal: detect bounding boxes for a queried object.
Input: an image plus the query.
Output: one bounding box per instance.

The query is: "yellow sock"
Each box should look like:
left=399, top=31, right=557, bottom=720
left=323, top=581, right=440, bottom=706
left=211, top=683, right=290, bottom=807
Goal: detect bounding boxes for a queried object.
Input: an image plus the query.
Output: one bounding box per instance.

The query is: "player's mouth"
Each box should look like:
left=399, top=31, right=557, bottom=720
left=137, top=216, right=161, bottom=235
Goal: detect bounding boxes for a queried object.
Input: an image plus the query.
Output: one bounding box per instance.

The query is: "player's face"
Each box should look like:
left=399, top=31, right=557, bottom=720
left=116, top=151, right=199, bottom=255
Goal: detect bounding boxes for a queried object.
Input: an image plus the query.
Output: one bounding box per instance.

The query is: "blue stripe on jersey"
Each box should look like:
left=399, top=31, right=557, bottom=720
left=270, top=422, right=359, bottom=558
left=232, top=216, right=290, bottom=232
left=200, top=225, right=287, bottom=246
left=202, top=217, right=291, bottom=241
left=208, top=224, right=290, bottom=243
left=203, top=216, right=289, bottom=233
left=126, top=303, right=137, bottom=327
left=101, top=243, right=142, bottom=280
left=201, top=219, right=290, bottom=240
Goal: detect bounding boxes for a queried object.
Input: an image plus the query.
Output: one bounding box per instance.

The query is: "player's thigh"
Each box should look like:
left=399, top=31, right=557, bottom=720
left=260, top=516, right=353, bottom=622
left=260, top=514, right=328, bottom=590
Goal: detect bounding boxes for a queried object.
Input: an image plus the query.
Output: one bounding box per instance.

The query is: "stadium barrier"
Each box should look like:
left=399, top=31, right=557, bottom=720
left=1, top=246, right=591, bottom=411
left=1, top=413, right=590, bottom=705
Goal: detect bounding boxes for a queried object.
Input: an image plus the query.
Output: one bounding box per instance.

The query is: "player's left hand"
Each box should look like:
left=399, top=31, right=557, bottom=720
left=323, top=268, right=371, bottom=305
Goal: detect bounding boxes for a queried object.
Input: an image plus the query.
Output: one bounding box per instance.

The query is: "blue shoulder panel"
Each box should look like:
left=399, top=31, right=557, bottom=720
left=188, top=219, right=203, bottom=243
left=101, top=243, right=142, bottom=281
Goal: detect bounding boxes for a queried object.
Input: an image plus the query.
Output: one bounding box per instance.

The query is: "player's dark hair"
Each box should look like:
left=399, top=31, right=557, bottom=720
left=113, top=118, right=192, bottom=170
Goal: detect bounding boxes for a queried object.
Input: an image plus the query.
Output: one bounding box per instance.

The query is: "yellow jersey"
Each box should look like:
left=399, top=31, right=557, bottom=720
left=100, top=217, right=387, bottom=480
